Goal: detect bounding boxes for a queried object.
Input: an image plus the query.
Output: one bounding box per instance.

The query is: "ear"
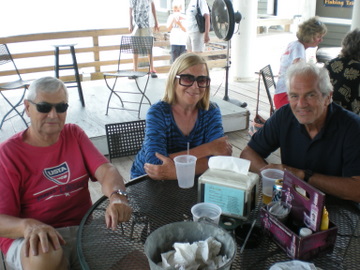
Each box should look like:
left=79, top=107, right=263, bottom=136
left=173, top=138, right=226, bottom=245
left=325, top=92, right=333, bottom=106
left=24, top=100, right=31, bottom=117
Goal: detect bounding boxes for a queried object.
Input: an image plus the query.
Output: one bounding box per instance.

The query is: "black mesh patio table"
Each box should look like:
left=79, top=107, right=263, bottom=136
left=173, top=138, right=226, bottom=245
left=77, top=177, right=360, bottom=269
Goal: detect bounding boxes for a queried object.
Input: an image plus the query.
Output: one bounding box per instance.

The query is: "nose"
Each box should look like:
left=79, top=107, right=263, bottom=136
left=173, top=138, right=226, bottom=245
left=297, top=95, right=308, bottom=107
left=47, top=106, right=58, bottom=117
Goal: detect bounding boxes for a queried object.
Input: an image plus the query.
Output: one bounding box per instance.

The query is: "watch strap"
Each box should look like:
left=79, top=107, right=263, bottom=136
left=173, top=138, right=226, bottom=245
left=110, top=189, right=129, bottom=198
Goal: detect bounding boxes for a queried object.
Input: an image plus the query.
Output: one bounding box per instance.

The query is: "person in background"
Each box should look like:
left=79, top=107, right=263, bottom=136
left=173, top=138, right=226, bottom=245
left=129, top=0, right=159, bottom=78
left=274, top=17, right=327, bottom=109
left=326, top=28, right=360, bottom=115
left=131, top=52, right=232, bottom=180
left=0, top=77, right=132, bottom=270
left=185, top=0, right=210, bottom=53
left=167, top=0, right=187, bottom=63
left=240, top=61, right=360, bottom=203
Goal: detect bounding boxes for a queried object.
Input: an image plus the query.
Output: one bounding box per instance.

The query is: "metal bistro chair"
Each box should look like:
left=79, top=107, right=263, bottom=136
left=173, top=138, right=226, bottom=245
left=0, top=44, right=30, bottom=129
left=104, top=36, right=153, bottom=119
left=105, top=119, right=146, bottom=161
left=105, top=119, right=148, bottom=239
left=259, top=64, right=276, bottom=115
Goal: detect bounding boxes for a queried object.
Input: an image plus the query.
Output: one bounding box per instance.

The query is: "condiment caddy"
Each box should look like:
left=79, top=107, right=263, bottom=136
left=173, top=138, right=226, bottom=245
left=260, top=171, right=338, bottom=260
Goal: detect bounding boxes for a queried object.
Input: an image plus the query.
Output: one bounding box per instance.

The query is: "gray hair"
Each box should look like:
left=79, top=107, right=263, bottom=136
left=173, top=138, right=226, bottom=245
left=286, top=61, right=333, bottom=96
left=340, top=28, right=360, bottom=61
left=27, top=77, right=68, bottom=101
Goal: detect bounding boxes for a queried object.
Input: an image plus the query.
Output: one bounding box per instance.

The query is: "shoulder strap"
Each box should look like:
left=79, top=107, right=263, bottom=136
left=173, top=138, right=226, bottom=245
left=255, top=72, right=261, bottom=115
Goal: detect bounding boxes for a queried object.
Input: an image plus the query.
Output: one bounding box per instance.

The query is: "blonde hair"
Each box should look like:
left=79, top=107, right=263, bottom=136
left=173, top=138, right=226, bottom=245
left=296, top=17, right=327, bottom=43
left=162, top=52, right=210, bottom=110
left=172, top=0, right=183, bottom=10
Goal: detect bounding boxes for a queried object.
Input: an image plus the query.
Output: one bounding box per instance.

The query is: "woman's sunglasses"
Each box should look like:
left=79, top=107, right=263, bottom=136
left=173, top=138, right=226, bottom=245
left=28, top=100, right=69, bottom=113
left=176, top=74, right=211, bottom=88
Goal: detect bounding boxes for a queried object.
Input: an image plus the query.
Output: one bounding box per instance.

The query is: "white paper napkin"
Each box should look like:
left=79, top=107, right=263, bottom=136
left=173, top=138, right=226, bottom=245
left=158, top=237, right=228, bottom=270
left=208, top=156, right=250, bottom=175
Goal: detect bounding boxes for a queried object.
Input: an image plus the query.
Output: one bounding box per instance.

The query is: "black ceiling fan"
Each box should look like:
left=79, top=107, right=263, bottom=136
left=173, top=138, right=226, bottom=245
left=211, top=0, right=246, bottom=108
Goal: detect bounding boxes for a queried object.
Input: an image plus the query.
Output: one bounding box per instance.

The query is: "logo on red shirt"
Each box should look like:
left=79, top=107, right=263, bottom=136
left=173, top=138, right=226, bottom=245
left=43, top=162, right=70, bottom=185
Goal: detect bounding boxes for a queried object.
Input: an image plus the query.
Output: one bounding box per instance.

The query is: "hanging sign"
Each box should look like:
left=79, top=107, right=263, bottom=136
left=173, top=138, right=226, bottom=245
left=324, top=0, right=354, bottom=7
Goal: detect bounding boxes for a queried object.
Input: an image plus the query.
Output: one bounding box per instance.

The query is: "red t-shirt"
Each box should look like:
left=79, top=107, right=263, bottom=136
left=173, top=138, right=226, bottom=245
left=0, top=124, right=108, bottom=254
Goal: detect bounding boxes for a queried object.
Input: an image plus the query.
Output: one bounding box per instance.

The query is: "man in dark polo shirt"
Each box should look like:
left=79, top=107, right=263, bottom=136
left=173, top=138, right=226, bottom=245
left=240, top=61, right=360, bottom=203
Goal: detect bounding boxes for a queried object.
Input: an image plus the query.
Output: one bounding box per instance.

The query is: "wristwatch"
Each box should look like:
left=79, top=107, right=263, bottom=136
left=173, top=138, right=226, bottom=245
left=110, top=189, right=129, bottom=198
left=304, top=169, right=313, bottom=182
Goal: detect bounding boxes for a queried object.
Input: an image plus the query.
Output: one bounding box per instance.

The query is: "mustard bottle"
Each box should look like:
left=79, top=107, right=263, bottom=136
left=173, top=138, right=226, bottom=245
left=320, top=206, right=329, bottom=231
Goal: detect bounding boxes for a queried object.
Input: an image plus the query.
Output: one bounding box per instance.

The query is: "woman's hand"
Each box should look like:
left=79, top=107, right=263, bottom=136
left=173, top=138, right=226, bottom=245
left=144, top=153, right=177, bottom=180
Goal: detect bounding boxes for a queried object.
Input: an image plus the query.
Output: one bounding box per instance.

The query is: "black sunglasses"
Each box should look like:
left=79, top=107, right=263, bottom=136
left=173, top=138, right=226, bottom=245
left=28, top=100, right=69, bottom=113
left=175, top=74, right=211, bottom=88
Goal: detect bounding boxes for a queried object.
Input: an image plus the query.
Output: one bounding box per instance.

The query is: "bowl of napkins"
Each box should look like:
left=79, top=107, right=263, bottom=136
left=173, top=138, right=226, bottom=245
left=144, top=221, right=237, bottom=270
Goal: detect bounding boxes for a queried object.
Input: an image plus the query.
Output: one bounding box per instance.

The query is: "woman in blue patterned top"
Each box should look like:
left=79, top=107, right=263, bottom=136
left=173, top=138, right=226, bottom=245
left=131, top=52, right=232, bottom=180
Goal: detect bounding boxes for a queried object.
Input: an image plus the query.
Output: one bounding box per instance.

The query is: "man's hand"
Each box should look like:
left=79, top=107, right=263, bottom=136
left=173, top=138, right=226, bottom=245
left=23, top=219, right=65, bottom=257
left=209, top=137, right=232, bottom=156
left=144, top=153, right=177, bottom=180
left=106, top=197, right=132, bottom=230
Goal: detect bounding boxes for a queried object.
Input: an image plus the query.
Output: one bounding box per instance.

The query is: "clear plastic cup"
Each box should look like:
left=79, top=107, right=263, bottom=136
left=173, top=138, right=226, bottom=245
left=174, top=155, right=197, bottom=189
left=260, top=169, right=284, bottom=204
left=191, top=202, right=222, bottom=225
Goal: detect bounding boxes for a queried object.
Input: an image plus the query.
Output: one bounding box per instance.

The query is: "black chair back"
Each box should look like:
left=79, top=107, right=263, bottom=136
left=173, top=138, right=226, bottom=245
left=260, top=65, right=276, bottom=115
left=105, top=120, right=146, bottom=161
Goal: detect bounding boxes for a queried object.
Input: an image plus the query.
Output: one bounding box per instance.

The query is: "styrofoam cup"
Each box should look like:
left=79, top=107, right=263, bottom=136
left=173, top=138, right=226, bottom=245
left=174, top=155, right=197, bottom=189
left=261, top=169, right=284, bottom=203
left=191, top=202, right=222, bottom=225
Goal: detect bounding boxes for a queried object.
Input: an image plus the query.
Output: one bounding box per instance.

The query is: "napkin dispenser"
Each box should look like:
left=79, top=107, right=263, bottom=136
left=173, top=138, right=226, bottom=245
left=197, top=157, right=259, bottom=220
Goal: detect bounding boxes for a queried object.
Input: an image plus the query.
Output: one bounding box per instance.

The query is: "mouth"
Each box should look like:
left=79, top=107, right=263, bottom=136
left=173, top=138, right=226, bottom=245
left=185, top=91, right=200, bottom=97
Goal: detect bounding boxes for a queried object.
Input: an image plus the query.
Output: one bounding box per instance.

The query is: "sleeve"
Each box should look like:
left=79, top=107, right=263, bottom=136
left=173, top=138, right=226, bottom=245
left=200, top=0, right=209, bottom=15
left=70, top=124, right=109, bottom=180
left=291, top=42, right=306, bottom=61
left=142, top=104, right=170, bottom=165
left=202, top=103, right=225, bottom=143
left=0, top=143, right=21, bottom=216
left=341, top=116, right=360, bottom=177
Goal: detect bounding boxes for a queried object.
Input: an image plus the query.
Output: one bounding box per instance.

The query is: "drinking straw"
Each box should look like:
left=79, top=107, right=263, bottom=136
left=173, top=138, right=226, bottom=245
left=240, top=219, right=256, bottom=253
left=187, top=142, right=190, bottom=156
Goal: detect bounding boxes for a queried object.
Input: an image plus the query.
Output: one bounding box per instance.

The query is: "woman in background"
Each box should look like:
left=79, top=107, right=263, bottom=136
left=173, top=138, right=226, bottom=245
left=274, top=17, right=327, bottom=109
left=326, top=28, right=360, bottom=115
left=131, top=53, right=232, bottom=180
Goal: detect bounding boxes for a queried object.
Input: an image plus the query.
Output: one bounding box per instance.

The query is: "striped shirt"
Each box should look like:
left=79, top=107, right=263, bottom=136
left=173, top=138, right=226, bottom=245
left=130, top=101, right=224, bottom=178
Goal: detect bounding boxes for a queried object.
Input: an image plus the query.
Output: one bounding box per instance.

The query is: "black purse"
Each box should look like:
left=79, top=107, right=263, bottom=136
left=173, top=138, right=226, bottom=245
left=195, top=0, right=206, bottom=33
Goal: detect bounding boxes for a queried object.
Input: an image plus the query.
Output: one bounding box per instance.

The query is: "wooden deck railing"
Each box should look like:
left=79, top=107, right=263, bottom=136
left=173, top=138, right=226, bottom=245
left=0, top=26, right=227, bottom=84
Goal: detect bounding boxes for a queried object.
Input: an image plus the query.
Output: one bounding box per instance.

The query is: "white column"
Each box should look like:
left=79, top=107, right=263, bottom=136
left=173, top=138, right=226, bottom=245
left=351, top=0, right=360, bottom=30
left=231, top=0, right=258, bottom=82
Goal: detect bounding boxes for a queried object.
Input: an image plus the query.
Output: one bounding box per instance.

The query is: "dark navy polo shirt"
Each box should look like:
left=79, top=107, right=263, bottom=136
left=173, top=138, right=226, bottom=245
left=248, top=103, right=360, bottom=177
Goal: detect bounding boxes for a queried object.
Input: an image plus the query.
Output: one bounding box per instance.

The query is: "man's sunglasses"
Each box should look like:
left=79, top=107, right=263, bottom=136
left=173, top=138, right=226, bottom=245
left=175, top=74, right=211, bottom=88
left=28, top=100, right=69, bottom=113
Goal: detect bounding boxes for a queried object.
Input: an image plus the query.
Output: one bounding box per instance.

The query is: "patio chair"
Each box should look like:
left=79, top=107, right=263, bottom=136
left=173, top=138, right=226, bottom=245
left=105, top=119, right=146, bottom=161
left=104, top=36, right=153, bottom=119
left=0, top=44, right=29, bottom=129
left=105, top=120, right=148, bottom=239
left=259, top=64, right=276, bottom=115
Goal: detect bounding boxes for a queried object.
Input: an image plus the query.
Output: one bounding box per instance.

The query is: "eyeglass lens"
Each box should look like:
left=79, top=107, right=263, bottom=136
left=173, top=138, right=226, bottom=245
left=177, top=74, right=210, bottom=88
left=29, top=100, right=69, bottom=113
